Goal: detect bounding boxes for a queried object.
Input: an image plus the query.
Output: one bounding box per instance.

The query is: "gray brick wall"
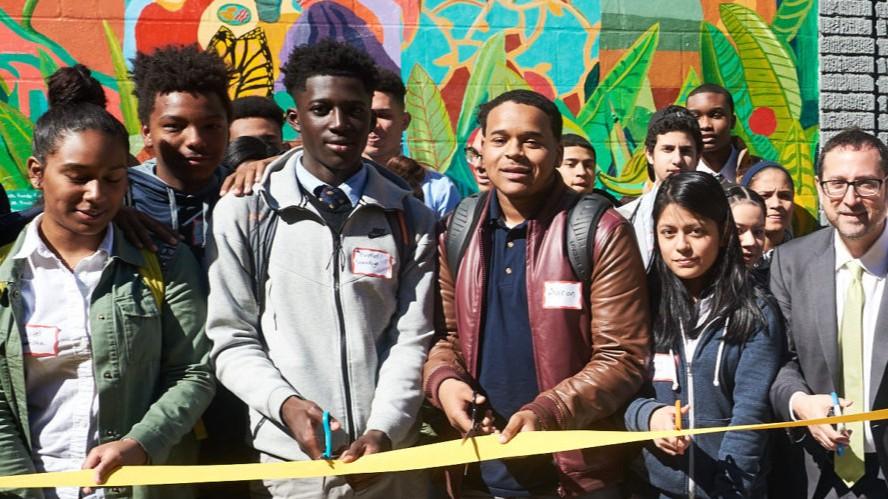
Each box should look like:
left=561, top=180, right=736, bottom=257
left=820, top=1, right=887, bottom=142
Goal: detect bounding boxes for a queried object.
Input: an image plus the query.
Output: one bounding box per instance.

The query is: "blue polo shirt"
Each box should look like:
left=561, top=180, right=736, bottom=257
left=469, top=193, right=558, bottom=496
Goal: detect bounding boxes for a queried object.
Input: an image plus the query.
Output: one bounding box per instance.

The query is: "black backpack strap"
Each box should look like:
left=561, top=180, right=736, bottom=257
left=566, top=193, right=613, bottom=282
left=249, top=193, right=279, bottom=314
left=444, top=191, right=488, bottom=280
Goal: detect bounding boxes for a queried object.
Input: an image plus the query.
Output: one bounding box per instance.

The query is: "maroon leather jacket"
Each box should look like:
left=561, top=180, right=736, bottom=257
left=423, top=180, right=651, bottom=496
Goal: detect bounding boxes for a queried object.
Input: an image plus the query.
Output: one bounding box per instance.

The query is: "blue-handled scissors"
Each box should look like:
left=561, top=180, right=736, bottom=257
left=830, top=392, right=845, bottom=457
left=322, top=410, right=333, bottom=459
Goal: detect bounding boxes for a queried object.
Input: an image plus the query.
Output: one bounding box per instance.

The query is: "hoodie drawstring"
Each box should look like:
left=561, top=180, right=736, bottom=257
left=712, top=317, right=729, bottom=388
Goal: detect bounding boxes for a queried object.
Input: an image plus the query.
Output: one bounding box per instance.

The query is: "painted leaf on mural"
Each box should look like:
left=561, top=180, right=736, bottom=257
left=577, top=23, right=659, bottom=127
left=455, top=32, right=505, bottom=143
left=673, top=67, right=700, bottom=106
left=771, top=0, right=815, bottom=43
left=36, top=48, right=57, bottom=80
left=405, top=64, right=456, bottom=172
left=102, top=20, right=140, bottom=135
left=0, top=99, right=33, bottom=189
left=720, top=3, right=802, bottom=148
left=600, top=145, right=647, bottom=196
left=208, top=26, right=275, bottom=98
left=779, top=120, right=817, bottom=209
left=699, top=22, right=778, bottom=161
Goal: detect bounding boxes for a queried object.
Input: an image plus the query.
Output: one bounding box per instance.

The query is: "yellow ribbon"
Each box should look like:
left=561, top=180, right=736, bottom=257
left=3, top=408, right=886, bottom=488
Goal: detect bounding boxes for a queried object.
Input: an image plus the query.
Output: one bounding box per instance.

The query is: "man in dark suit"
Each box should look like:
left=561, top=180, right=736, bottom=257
left=771, top=128, right=888, bottom=498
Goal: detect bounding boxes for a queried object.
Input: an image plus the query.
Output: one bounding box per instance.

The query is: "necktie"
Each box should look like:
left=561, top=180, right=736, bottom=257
left=836, top=261, right=866, bottom=485
left=315, top=185, right=351, bottom=212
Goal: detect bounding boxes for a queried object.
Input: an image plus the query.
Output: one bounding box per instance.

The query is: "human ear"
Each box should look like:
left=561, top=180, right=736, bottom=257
left=286, top=109, right=300, bottom=133
left=27, top=157, right=45, bottom=190
left=141, top=124, right=152, bottom=148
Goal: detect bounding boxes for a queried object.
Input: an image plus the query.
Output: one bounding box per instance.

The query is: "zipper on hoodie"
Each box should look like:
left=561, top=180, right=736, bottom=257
left=679, top=324, right=697, bottom=499
left=331, top=232, right=356, bottom=441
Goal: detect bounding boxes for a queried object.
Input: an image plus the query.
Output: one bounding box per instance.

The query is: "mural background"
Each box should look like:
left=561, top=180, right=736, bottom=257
left=0, top=0, right=819, bottom=229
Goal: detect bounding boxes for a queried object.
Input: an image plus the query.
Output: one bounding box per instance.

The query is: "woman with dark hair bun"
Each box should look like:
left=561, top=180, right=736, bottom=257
left=46, top=64, right=107, bottom=109
left=625, top=171, right=784, bottom=498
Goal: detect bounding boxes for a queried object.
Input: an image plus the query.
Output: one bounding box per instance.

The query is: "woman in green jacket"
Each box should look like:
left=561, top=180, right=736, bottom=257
left=0, top=102, right=214, bottom=498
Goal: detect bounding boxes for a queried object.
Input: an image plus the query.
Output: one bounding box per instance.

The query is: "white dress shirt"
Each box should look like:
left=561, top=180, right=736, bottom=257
left=617, top=185, right=659, bottom=271
left=832, top=222, right=888, bottom=452
left=697, top=145, right=739, bottom=183
left=13, top=216, right=113, bottom=499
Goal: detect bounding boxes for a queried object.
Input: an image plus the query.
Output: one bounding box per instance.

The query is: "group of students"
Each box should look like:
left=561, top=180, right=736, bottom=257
left=0, top=36, right=885, bottom=499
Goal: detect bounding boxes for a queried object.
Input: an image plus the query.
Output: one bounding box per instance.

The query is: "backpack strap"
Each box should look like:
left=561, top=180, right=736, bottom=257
left=565, top=193, right=613, bottom=282
left=250, top=193, right=280, bottom=314
left=445, top=191, right=488, bottom=280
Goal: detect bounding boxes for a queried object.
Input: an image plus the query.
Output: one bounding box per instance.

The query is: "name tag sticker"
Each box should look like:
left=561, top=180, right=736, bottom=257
left=351, top=248, right=393, bottom=278
left=652, top=353, right=678, bottom=384
left=24, top=325, right=59, bottom=357
left=543, top=281, right=583, bottom=310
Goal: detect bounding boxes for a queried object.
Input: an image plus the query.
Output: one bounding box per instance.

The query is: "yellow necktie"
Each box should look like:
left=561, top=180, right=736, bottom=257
left=836, top=261, right=866, bottom=485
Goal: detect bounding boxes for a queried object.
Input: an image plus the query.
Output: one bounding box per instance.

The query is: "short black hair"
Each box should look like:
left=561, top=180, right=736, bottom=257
left=688, top=83, right=735, bottom=115
left=32, top=103, right=128, bottom=163
left=231, top=96, right=284, bottom=128
left=281, top=39, right=378, bottom=97
left=645, top=105, right=703, bottom=154
left=220, top=135, right=283, bottom=172
left=819, top=127, right=888, bottom=176
left=478, top=89, right=562, bottom=140
left=374, top=68, right=406, bottom=107
left=131, top=44, right=232, bottom=124
left=47, top=64, right=107, bottom=109
left=561, top=133, right=595, bottom=154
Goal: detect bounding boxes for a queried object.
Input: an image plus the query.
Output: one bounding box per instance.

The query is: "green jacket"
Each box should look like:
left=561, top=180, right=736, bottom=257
left=0, top=225, right=214, bottom=499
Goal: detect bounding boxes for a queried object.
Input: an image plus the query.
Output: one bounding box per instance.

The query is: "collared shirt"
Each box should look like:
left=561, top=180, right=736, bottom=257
left=833, top=222, right=888, bottom=452
left=617, top=185, right=659, bottom=271
left=294, top=156, right=368, bottom=206
left=13, top=216, right=113, bottom=499
left=420, top=169, right=461, bottom=219
left=697, top=145, right=739, bottom=183
left=471, top=193, right=558, bottom=496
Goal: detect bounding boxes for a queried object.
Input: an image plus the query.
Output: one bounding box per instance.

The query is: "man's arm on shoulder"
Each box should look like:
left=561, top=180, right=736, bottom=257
left=364, top=202, right=438, bottom=445
left=422, top=215, right=473, bottom=409
left=523, top=210, right=651, bottom=430
left=206, top=194, right=299, bottom=427
left=769, top=246, right=811, bottom=421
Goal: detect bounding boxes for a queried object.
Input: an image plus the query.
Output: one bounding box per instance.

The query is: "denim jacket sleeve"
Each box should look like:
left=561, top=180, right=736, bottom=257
left=124, top=243, right=215, bottom=463
left=716, top=300, right=785, bottom=496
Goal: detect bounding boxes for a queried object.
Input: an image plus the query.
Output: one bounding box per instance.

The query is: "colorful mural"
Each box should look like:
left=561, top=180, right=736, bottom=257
left=0, top=0, right=819, bottom=227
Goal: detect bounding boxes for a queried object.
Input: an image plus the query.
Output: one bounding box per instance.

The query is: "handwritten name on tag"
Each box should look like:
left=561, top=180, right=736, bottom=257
left=652, top=353, right=678, bottom=384
left=351, top=248, right=394, bottom=278
left=24, top=324, right=60, bottom=357
left=543, top=281, right=582, bottom=310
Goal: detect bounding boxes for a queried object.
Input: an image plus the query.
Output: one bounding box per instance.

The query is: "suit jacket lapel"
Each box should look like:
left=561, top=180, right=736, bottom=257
left=811, top=230, right=840, bottom=390
left=870, top=277, right=888, bottom=408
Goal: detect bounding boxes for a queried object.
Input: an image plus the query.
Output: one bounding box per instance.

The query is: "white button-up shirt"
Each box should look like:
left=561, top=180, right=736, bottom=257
left=833, top=222, right=888, bottom=453
left=13, top=216, right=113, bottom=499
left=697, top=145, right=739, bottom=183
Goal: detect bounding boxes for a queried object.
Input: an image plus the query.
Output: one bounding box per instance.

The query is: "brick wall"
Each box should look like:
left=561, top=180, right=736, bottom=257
left=820, top=0, right=886, bottom=143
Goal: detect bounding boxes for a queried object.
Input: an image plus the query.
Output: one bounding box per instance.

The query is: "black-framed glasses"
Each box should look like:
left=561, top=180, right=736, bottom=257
left=464, top=146, right=481, bottom=163
left=819, top=176, right=888, bottom=198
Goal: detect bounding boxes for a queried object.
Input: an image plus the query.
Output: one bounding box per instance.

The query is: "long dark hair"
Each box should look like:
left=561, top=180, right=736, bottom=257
left=648, top=171, right=766, bottom=349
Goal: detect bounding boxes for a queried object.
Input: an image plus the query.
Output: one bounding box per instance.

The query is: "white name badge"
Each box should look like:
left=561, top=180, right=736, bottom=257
left=24, top=324, right=60, bottom=357
left=351, top=247, right=393, bottom=278
left=652, top=353, right=678, bottom=384
left=542, top=281, right=583, bottom=310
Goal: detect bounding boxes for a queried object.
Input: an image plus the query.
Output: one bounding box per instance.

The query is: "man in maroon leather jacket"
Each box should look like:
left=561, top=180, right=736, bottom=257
left=422, top=90, right=651, bottom=498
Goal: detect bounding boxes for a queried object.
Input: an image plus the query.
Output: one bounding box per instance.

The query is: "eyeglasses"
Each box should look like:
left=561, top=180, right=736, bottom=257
left=819, top=176, right=888, bottom=198
left=464, top=146, right=481, bottom=163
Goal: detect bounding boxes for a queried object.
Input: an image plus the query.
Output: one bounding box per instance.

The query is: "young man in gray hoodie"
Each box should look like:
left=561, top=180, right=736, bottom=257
left=206, top=39, right=437, bottom=498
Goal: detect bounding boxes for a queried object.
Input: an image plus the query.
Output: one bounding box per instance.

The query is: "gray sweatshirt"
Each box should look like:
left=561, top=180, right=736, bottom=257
left=206, top=148, right=437, bottom=461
